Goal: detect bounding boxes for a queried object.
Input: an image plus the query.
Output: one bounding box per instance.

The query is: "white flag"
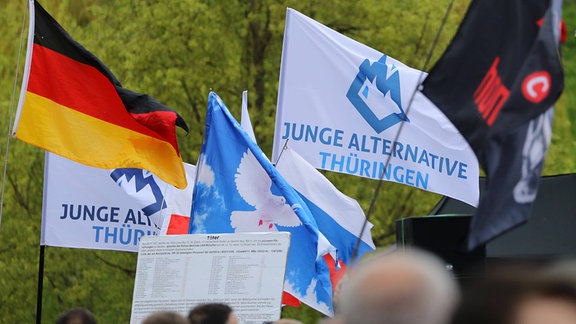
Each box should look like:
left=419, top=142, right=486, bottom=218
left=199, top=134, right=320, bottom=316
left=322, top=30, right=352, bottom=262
left=276, top=146, right=376, bottom=265
left=240, top=90, right=257, bottom=143
left=273, top=8, right=479, bottom=206
left=41, top=152, right=195, bottom=252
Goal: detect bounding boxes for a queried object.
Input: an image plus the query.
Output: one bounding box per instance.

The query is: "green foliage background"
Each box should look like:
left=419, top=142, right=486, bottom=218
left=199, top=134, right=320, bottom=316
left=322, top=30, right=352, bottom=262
left=0, top=0, right=574, bottom=322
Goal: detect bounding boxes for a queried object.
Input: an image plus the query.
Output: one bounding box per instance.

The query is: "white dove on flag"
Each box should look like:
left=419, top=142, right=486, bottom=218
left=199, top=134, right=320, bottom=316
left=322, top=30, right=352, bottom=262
left=231, top=149, right=302, bottom=231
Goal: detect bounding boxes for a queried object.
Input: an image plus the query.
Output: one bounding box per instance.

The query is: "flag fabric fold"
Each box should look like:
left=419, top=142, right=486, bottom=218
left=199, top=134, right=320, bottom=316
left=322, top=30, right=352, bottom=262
left=241, top=93, right=375, bottom=298
left=272, top=8, right=479, bottom=207
left=467, top=110, right=554, bottom=249
left=14, top=0, right=188, bottom=188
left=240, top=90, right=302, bottom=306
left=420, top=0, right=564, bottom=249
left=240, top=90, right=257, bottom=144
left=110, top=163, right=197, bottom=235
left=189, top=92, right=335, bottom=315
left=275, top=147, right=376, bottom=266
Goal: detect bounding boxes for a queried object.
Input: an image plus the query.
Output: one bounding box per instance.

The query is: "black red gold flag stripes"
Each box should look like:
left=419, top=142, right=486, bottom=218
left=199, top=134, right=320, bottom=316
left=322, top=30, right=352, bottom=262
left=421, top=0, right=564, bottom=250
left=14, top=0, right=189, bottom=188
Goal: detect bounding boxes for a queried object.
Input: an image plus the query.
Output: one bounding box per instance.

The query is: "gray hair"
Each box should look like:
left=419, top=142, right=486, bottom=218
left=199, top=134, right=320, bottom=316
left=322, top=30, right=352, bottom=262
left=338, top=248, right=459, bottom=324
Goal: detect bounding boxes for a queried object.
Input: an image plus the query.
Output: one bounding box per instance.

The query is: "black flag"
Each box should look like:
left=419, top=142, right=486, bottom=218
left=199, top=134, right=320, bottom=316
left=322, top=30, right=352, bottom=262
left=421, top=0, right=564, bottom=250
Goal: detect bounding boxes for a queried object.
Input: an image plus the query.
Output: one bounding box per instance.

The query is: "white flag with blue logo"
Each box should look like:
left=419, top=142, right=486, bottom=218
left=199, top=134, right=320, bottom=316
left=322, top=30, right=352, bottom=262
left=273, top=8, right=479, bottom=206
left=41, top=153, right=195, bottom=252
left=189, top=92, right=335, bottom=315
left=110, top=163, right=197, bottom=235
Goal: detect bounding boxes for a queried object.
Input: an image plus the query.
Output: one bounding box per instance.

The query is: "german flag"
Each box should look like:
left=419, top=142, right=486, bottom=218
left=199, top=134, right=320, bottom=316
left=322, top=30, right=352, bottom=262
left=14, top=1, right=189, bottom=188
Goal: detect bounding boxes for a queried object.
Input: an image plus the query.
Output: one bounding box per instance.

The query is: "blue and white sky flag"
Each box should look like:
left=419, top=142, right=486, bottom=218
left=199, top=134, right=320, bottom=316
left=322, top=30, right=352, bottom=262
left=189, top=92, right=334, bottom=315
left=275, top=147, right=376, bottom=265
left=241, top=92, right=375, bottom=266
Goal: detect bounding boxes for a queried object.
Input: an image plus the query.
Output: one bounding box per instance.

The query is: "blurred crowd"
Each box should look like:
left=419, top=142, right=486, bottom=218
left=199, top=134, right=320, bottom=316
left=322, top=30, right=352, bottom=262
left=56, top=248, right=576, bottom=324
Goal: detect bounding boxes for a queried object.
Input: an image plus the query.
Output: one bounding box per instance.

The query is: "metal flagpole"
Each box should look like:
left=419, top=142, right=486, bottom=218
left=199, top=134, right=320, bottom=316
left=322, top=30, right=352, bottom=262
left=36, top=245, right=46, bottom=324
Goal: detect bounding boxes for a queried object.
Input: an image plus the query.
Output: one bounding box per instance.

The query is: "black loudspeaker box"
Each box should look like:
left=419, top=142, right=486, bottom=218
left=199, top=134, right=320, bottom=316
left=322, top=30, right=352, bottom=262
left=396, top=215, right=485, bottom=279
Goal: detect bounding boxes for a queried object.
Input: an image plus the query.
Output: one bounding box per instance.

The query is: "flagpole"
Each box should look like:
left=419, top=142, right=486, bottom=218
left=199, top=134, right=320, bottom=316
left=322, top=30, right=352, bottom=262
left=36, top=244, right=46, bottom=324
left=350, top=0, right=457, bottom=264
left=273, top=139, right=290, bottom=166
left=155, top=184, right=170, bottom=235
left=0, top=0, right=30, bottom=229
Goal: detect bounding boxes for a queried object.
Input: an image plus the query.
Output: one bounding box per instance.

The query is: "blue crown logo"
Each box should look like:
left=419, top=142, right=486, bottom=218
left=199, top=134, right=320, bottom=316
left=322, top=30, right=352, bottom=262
left=110, top=168, right=166, bottom=216
left=346, top=55, right=409, bottom=133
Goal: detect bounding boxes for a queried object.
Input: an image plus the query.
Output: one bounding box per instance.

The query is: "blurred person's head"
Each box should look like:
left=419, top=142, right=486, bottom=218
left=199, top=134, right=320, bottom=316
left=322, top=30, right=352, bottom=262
left=516, top=260, right=576, bottom=324
left=269, top=319, right=303, bottom=324
left=513, top=292, right=576, bottom=324
left=55, top=307, right=97, bottom=324
left=142, top=311, right=187, bottom=324
left=339, top=248, right=459, bottom=324
left=332, top=271, right=349, bottom=314
left=451, top=261, right=576, bottom=324
left=187, top=303, right=238, bottom=324
left=542, top=259, right=576, bottom=286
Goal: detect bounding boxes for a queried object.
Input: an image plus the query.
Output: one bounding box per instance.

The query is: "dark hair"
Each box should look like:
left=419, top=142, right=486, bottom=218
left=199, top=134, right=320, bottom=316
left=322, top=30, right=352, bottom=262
left=142, top=311, right=187, bottom=324
left=55, top=307, right=97, bottom=324
left=188, top=303, right=233, bottom=324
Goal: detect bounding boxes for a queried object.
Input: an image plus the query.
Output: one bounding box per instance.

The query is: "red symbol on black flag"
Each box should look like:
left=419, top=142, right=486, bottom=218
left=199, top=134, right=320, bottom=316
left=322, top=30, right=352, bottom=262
left=473, top=58, right=510, bottom=126
left=522, top=71, right=551, bottom=103
left=420, top=0, right=564, bottom=250
left=421, top=0, right=564, bottom=156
